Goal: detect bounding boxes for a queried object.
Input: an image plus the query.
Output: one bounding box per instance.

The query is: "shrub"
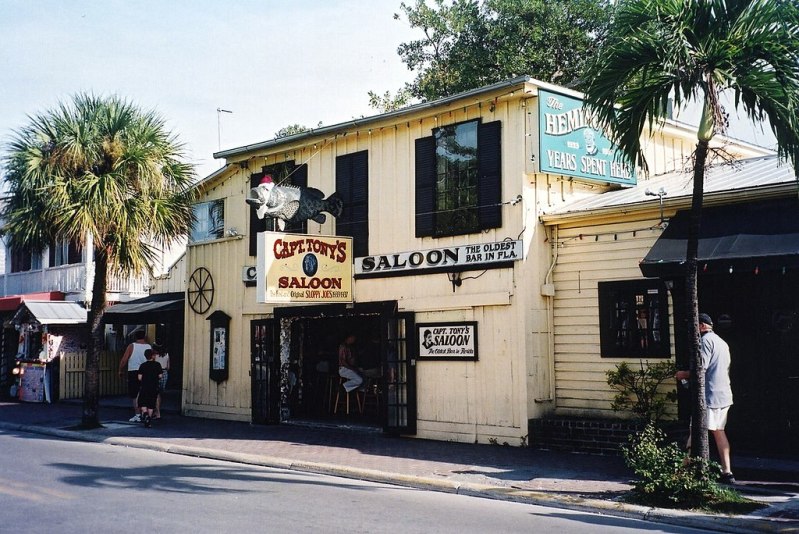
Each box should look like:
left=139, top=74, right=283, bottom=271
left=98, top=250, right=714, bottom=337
left=623, top=423, right=759, bottom=512
left=606, top=360, right=677, bottom=423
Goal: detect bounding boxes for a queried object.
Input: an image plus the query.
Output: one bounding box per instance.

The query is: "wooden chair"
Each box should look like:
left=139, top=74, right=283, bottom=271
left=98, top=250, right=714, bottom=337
left=333, top=376, right=363, bottom=415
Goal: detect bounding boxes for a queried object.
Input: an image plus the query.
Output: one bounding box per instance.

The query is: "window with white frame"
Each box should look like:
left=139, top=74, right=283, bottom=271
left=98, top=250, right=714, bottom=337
left=49, top=238, right=82, bottom=267
left=191, top=199, right=225, bottom=243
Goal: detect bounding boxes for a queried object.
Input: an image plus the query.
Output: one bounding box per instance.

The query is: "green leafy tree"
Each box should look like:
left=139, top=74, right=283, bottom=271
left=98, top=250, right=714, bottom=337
left=2, top=94, right=196, bottom=427
left=274, top=122, right=323, bottom=139
left=584, top=0, right=799, bottom=461
left=387, top=0, right=611, bottom=103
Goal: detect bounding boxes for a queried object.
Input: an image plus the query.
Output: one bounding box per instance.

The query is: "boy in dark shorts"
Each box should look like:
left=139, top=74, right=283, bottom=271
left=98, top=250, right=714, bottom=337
left=137, top=348, right=163, bottom=428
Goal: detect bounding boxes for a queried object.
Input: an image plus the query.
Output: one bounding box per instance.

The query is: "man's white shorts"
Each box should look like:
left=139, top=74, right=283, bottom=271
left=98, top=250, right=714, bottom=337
left=707, top=406, right=730, bottom=431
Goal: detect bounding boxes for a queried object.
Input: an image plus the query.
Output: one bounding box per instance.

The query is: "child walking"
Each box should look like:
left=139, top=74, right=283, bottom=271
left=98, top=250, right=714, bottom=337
left=137, top=348, right=163, bottom=428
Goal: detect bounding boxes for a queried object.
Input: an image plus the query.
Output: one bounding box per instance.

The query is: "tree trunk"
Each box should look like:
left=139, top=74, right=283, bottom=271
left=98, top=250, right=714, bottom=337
left=81, top=246, right=109, bottom=429
left=687, top=139, right=709, bottom=460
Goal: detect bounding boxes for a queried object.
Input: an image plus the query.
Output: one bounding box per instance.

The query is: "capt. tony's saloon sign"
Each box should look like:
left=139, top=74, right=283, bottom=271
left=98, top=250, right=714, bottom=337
left=355, top=240, right=522, bottom=278
left=418, top=322, right=478, bottom=360
left=256, top=232, right=353, bottom=303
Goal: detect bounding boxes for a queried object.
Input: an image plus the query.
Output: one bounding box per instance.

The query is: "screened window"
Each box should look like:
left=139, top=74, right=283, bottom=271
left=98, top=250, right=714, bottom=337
left=49, top=238, right=82, bottom=267
left=10, top=246, right=42, bottom=273
left=435, top=122, right=479, bottom=234
left=191, top=199, right=225, bottom=243
left=598, top=279, right=671, bottom=358
left=415, top=119, right=501, bottom=237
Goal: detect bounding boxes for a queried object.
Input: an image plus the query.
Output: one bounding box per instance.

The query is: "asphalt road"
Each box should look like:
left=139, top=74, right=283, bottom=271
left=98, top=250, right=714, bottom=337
left=0, top=429, right=711, bottom=533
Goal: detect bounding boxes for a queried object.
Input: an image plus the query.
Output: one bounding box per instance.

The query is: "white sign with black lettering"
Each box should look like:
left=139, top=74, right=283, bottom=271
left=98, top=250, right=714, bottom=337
left=417, top=322, right=478, bottom=361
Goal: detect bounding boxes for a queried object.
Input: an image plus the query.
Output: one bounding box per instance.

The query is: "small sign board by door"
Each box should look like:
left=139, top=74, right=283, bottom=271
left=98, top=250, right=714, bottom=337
left=417, top=322, right=478, bottom=361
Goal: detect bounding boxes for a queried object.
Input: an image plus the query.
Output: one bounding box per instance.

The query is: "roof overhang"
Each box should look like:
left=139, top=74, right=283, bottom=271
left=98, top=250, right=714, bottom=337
left=12, top=300, right=87, bottom=326
left=102, top=292, right=184, bottom=324
left=640, top=197, right=799, bottom=278
left=0, top=291, right=66, bottom=313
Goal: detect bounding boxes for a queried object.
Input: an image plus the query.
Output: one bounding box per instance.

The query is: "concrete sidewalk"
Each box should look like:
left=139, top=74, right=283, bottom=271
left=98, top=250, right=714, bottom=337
left=0, top=398, right=797, bottom=533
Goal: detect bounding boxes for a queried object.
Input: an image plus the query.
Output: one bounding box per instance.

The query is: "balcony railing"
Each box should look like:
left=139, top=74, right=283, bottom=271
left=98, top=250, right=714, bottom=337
left=0, top=264, right=149, bottom=301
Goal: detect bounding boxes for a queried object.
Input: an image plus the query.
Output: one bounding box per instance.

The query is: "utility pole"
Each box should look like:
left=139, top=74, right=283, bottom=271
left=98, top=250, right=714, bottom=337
left=217, top=108, right=233, bottom=152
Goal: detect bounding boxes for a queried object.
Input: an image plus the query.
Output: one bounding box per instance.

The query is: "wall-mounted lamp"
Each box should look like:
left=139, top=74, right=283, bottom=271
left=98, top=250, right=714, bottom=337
left=645, top=187, right=668, bottom=223
left=447, top=272, right=462, bottom=292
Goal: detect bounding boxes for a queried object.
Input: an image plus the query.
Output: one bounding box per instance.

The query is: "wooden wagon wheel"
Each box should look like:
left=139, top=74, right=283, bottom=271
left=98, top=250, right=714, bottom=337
left=187, top=267, right=214, bottom=314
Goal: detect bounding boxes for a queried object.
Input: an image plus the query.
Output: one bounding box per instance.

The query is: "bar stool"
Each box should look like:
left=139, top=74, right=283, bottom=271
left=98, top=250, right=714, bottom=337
left=333, top=376, right=363, bottom=415
left=360, top=378, right=381, bottom=415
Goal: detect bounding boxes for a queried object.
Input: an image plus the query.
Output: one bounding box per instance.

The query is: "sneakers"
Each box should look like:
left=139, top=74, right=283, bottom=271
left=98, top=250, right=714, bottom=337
left=719, top=472, right=737, bottom=485
left=129, top=414, right=141, bottom=423
left=143, top=414, right=152, bottom=428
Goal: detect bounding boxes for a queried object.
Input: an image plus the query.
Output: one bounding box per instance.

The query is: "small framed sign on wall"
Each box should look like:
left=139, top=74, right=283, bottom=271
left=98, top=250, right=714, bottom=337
left=417, top=321, right=478, bottom=361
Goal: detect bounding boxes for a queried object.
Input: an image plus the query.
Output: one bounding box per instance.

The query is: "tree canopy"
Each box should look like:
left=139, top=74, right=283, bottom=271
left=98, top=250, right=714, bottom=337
left=3, top=93, right=197, bottom=426
left=377, top=0, right=611, bottom=107
left=583, top=0, right=799, bottom=463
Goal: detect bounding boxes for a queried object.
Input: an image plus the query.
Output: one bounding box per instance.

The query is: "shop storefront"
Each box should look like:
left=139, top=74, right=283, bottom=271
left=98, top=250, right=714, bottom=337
left=542, top=156, right=799, bottom=456
left=181, top=76, right=770, bottom=446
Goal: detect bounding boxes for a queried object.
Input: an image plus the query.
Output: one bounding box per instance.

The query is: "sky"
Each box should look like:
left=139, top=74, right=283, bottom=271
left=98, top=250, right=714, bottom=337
left=0, top=1, right=778, bottom=184
left=1, top=0, right=419, bottom=179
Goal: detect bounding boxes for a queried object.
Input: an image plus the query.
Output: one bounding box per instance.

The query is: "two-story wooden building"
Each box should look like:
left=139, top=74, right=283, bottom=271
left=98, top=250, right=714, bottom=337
left=182, top=76, right=770, bottom=446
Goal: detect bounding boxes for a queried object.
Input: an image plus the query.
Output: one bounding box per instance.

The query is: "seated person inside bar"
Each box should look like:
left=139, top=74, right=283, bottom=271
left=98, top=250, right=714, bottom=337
left=338, top=333, right=363, bottom=392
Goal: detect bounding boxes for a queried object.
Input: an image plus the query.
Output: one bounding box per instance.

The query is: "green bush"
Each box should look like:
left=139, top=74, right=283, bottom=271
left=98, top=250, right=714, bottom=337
left=606, top=361, right=677, bottom=423
left=623, top=424, right=759, bottom=512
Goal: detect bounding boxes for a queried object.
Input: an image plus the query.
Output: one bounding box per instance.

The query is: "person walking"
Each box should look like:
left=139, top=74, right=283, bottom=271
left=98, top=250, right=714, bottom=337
left=676, top=313, right=735, bottom=484
left=118, top=330, right=151, bottom=422
left=137, top=348, right=163, bottom=428
left=153, top=344, right=170, bottom=420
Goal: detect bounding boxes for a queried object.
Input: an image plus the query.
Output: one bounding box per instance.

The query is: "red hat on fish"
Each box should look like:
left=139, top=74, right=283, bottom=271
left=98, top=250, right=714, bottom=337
left=260, top=174, right=274, bottom=189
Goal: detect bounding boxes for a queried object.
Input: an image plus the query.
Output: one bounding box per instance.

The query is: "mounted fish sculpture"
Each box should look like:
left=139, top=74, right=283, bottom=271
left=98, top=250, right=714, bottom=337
left=246, top=175, right=343, bottom=225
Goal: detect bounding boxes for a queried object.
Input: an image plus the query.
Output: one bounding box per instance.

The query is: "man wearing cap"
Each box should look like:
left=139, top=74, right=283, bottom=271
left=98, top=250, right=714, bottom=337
left=676, top=313, right=735, bottom=484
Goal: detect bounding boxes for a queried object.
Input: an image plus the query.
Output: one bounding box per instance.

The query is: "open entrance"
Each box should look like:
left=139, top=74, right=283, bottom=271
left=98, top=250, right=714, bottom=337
left=251, top=301, right=417, bottom=434
left=698, top=271, right=799, bottom=457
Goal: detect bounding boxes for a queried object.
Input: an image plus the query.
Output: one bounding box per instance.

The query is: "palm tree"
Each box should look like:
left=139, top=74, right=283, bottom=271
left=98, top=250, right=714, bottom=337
left=583, top=0, right=799, bottom=461
left=2, top=94, right=196, bottom=427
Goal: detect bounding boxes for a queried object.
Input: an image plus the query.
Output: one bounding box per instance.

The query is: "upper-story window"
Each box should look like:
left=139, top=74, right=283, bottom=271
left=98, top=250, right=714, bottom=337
left=336, top=150, right=369, bottom=258
left=415, top=119, right=502, bottom=237
left=191, top=199, right=225, bottom=243
left=249, top=161, right=308, bottom=256
left=10, top=245, right=42, bottom=273
left=49, top=238, right=82, bottom=267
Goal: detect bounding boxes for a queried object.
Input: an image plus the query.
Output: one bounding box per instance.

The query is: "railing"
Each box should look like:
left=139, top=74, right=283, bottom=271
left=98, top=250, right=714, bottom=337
left=0, top=264, right=149, bottom=300
left=0, top=265, right=86, bottom=297
left=59, top=350, right=127, bottom=400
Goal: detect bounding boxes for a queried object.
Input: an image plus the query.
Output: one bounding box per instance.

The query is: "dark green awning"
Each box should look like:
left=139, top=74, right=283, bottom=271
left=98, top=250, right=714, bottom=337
left=640, top=197, right=799, bottom=278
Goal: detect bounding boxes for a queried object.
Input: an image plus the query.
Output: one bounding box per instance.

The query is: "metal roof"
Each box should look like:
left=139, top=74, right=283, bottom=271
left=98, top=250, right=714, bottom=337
left=13, top=301, right=87, bottom=325
left=540, top=155, right=796, bottom=222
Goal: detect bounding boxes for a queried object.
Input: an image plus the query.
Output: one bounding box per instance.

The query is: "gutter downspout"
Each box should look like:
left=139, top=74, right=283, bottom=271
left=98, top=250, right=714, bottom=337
left=536, top=225, right=558, bottom=403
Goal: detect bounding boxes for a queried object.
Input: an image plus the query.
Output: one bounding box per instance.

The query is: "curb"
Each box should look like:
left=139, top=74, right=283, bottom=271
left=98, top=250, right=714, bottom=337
left=0, top=421, right=789, bottom=533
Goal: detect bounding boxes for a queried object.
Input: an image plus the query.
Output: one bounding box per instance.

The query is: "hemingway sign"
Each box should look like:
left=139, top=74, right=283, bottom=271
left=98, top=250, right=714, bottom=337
left=418, top=322, right=478, bottom=361
left=256, top=232, right=353, bottom=303
left=355, top=240, right=522, bottom=278
left=538, top=89, right=636, bottom=186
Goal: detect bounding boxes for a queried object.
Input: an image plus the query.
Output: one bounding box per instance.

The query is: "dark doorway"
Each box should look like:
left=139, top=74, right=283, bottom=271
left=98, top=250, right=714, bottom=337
left=274, top=301, right=417, bottom=434
left=251, top=319, right=280, bottom=424
left=698, top=271, right=799, bottom=456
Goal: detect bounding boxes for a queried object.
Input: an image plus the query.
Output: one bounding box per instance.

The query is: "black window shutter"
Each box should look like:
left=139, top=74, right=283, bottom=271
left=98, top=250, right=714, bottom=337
left=478, top=120, right=502, bottom=230
left=336, top=151, right=369, bottom=257
left=248, top=171, right=267, bottom=257
left=415, top=136, right=436, bottom=237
